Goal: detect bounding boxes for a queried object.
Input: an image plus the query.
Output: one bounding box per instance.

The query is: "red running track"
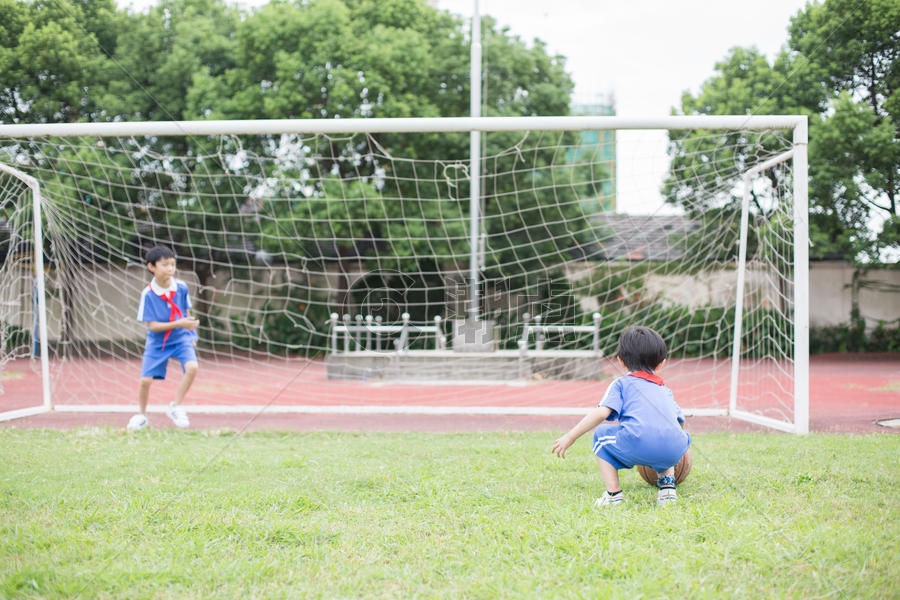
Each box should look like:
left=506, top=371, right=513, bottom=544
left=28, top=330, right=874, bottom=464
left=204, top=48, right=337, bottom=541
left=1, top=354, right=897, bottom=433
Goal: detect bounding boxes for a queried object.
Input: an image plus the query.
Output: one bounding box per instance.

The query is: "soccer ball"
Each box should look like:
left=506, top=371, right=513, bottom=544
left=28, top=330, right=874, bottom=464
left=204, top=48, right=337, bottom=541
left=637, top=449, right=692, bottom=486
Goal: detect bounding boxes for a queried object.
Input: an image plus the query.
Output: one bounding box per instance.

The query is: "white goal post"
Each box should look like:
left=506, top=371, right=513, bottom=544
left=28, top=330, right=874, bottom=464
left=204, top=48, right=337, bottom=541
left=0, top=115, right=809, bottom=433
left=0, top=162, right=51, bottom=420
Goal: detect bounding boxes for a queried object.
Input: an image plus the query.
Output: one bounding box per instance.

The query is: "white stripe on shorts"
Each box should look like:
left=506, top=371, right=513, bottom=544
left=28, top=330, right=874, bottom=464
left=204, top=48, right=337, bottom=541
left=593, top=439, right=616, bottom=453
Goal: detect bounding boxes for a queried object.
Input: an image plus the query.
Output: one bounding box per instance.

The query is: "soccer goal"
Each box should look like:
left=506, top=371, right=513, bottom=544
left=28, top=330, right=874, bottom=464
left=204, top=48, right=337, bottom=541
left=0, top=115, right=808, bottom=433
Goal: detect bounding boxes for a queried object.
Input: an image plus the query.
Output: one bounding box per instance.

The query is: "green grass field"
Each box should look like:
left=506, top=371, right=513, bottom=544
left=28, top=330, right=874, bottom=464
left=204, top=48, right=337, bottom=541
left=1, top=428, right=897, bottom=599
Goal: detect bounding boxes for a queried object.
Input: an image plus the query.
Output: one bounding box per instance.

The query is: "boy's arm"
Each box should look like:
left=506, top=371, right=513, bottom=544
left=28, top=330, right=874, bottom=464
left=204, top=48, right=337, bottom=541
left=675, top=402, right=686, bottom=425
left=147, top=317, right=199, bottom=332
left=551, top=406, right=612, bottom=459
left=185, top=310, right=200, bottom=345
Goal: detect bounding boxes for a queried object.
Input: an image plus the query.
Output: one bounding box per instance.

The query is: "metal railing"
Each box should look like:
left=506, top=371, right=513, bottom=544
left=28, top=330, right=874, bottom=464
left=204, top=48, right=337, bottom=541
left=518, top=312, right=602, bottom=353
left=328, top=313, right=446, bottom=354
left=328, top=312, right=605, bottom=355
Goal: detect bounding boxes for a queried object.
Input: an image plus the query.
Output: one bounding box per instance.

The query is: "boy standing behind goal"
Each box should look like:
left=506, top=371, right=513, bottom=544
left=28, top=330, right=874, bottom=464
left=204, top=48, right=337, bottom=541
left=127, top=246, right=200, bottom=431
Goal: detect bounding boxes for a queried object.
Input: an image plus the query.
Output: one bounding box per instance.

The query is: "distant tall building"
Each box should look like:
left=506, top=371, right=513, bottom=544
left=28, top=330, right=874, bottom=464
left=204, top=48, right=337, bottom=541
left=570, top=100, right=616, bottom=214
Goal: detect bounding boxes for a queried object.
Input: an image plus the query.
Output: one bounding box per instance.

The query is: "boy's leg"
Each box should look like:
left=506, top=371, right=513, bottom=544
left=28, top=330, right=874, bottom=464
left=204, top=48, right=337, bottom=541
left=657, top=466, right=677, bottom=505
left=597, top=457, right=622, bottom=493
left=138, top=377, right=153, bottom=414
left=136, top=345, right=167, bottom=420
left=173, top=361, right=198, bottom=406
left=593, top=458, right=625, bottom=507
left=128, top=377, right=153, bottom=431
left=592, top=424, right=628, bottom=507
left=166, top=349, right=197, bottom=428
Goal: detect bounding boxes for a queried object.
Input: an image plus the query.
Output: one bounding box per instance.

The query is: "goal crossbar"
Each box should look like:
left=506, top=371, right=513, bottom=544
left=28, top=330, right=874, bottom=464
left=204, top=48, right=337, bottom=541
left=0, top=115, right=807, bottom=138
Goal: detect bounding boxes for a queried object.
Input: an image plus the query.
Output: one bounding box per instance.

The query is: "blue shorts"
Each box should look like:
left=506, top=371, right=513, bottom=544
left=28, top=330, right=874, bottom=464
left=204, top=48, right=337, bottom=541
left=141, top=342, right=198, bottom=380
left=592, top=424, right=635, bottom=470
left=592, top=423, right=691, bottom=473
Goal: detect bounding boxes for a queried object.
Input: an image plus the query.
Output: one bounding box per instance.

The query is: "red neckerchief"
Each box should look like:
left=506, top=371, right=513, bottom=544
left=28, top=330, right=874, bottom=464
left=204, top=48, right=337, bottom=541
left=629, top=371, right=664, bottom=385
left=151, top=283, right=183, bottom=349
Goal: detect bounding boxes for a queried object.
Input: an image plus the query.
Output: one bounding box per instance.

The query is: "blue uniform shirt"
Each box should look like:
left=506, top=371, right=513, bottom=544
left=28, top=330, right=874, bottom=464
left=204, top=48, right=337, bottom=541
left=137, top=278, right=197, bottom=350
left=596, top=372, right=690, bottom=470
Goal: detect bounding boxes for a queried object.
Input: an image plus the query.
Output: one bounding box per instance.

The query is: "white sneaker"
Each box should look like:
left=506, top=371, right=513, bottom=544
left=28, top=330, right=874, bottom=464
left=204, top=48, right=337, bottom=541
left=593, top=491, right=625, bottom=508
left=166, top=402, right=190, bottom=428
left=657, top=488, right=678, bottom=506
left=127, top=413, right=148, bottom=432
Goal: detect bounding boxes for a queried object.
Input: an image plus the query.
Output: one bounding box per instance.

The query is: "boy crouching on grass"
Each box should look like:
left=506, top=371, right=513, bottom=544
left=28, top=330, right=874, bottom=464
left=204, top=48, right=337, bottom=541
left=127, top=246, right=200, bottom=432
left=551, top=326, right=690, bottom=507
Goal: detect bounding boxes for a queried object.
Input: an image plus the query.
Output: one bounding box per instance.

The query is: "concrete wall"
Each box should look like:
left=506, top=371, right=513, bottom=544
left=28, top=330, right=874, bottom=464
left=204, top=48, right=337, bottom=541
left=1, top=261, right=896, bottom=344
left=569, top=261, right=898, bottom=329
left=641, top=268, right=784, bottom=312
left=0, top=264, right=338, bottom=345
left=0, top=264, right=195, bottom=343
left=808, top=262, right=900, bottom=327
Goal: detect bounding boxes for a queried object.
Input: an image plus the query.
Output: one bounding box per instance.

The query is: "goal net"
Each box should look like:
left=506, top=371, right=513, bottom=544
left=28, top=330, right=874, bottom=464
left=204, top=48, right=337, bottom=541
left=0, top=116, right=808, bottom=433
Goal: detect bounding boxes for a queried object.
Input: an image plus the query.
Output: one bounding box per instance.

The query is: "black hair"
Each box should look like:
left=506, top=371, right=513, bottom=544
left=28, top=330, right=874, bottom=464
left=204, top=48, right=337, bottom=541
left=145, top=245, right=175, bottom=266
left=616, top=326, right=668, bottom=372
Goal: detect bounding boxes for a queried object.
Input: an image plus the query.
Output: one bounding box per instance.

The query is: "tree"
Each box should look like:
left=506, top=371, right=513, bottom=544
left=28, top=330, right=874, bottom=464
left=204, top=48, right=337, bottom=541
left=0, top=0, right=121, bottom=123
left=663, top=46, right=823, bottom=265
left=1, top=0, right=245, bottom=329
left=101, top=0, right=239, bottom=122
left=789, top=0, right=899, bottom=260
left=1, top=0, right=595, bottom=341
left=666, top=0, right=899, bottom=263
left=181, top=0, right=587, bottom=321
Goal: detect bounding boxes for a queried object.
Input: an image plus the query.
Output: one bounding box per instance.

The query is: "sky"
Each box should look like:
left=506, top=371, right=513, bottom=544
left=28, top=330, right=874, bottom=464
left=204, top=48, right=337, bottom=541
left=122, top=0, right=813, bottom=213
left=436, top=1, right=810, bottom=116
left=434, top=0, right=812, bottom=213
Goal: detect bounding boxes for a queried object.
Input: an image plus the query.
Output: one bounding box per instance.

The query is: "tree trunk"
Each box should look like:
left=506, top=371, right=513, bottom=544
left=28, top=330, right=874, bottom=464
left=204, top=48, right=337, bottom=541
left=58, top=240, right=77, bottom=352
left=887, top=170, right=896, bottom=215
left=190, top=258, right=215, bottom=324
left=336, top=258, right=351, bottom=316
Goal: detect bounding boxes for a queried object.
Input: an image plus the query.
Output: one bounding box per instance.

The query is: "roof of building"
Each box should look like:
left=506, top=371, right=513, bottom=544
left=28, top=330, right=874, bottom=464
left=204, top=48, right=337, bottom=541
left=592, top=213, right=699, bottom=261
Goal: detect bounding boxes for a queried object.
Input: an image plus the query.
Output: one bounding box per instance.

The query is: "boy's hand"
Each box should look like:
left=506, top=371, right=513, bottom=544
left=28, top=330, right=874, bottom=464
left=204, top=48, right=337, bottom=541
left=179, top=317, right=200, bottom=330
left=551, top=434, right=574, bottom=459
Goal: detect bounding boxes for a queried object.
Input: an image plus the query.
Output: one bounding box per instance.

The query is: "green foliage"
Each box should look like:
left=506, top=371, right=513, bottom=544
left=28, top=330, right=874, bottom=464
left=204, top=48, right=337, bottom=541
left=0, top=0, right=586, bottom=327
left=868, top=320, right=900, bottom=352
left=0, top=0, right=122, bottom=123
left=104, top=0, right=240, bottom=121
left=668, top=0, right=899, bottom=263
left=810, top=319, right=900, bottom=353
left=808, top=92, right=899, bottom=261
left=0, top=321, right=29, bottom=353
left=788, top=0, right=899, bottom=112
left=567, top=263, right=801, bottom=358
left=480, top=133, right=599, bottom=291
left=878, top=214, right=900, bottom=252
left=201, top=271, right=333, bottom=357
left=37, top=138, right=145, bottom=263
left=258, top=176, right=389, bottom=263
left=587, top=304, right=736, bottom=359
left=604, top=304, right=900, bottom=357
left=260, top=294, right=340, bottom=356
